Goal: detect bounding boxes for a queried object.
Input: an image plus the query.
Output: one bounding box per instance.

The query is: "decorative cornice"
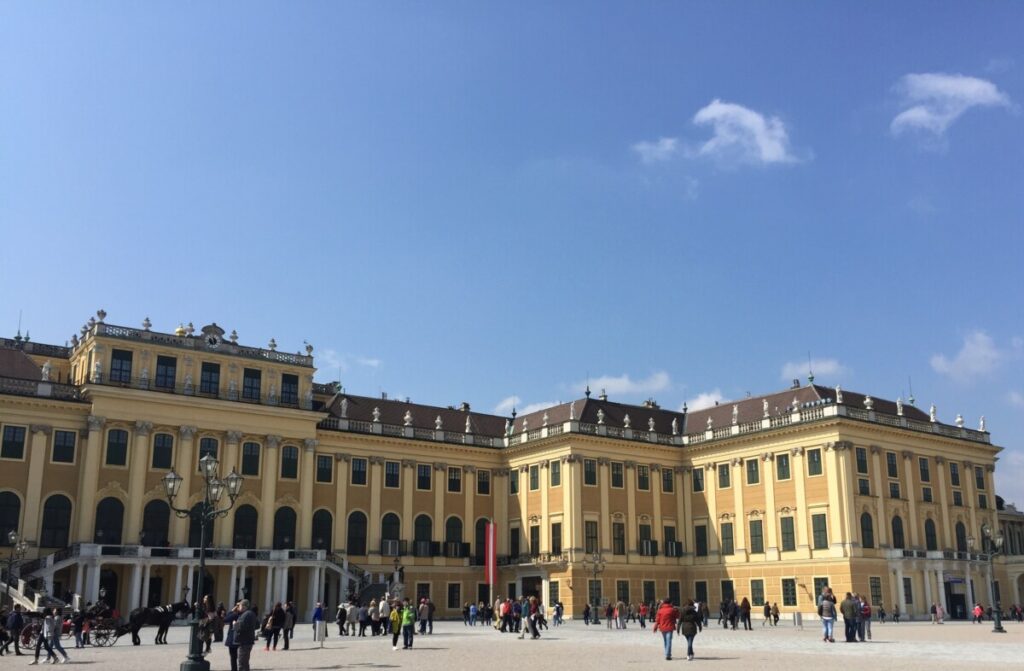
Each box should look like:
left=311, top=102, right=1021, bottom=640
left=400, top=459, right=415, bottom=468
left=134, top=421, right=153, bottom=436
left=624, top=461, right=636, bottom=470
left=901, top=450, right=914, bottom=460
left=565, top=454, right=582, bottom=464
left=303, top=438, right=318, bottom=451
left=433, top=462, right=448, bottom=472
left=834, top=440, right=853, bottom=451
left=650, top=463, right=662, bottom=472
left=731, top=458, right=741, bottom=467
left=30, top=424, right=52, bottom=436
left=265, top=434, right=282, bottom=449
left=337, top=453, right=352, bottom=463
left=761, top=452, right=774, bottom=462
left=935, top=456, right=946, bottom=465
left=179, top=425, right=197, bottom=439
left=597, top=457, right=610, bottom=466
left=226, top=430, right=243, bottom=444
left=369, top=455, right=385, bottom=465
left=87, top=415, right=106, bottom=431
left=790, top=447, right=804, bottom=456
left=870, top=445, right=880, bottom=455
left=494, top=468, right=511, bottom=477
left=519, top=465, right=529, bottom=474
left=463, top=464, right=477, bottom=473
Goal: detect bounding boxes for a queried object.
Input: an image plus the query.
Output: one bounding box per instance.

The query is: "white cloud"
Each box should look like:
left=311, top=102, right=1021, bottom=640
left=575, top=371, right=671, bottom=397
left=692, top=99, right=799, bottom=165
left=520, top=401, right=556, bottom=415
left=1007, top=390, right=1024, bottom=408
left=631, top=137, right=679, bottom=164
left=683, top=389, right=724, bottom=412
left=995, top=447, right=1024, bottom=510
left=780, top=358, right=845, bottom=382
left=317, top=348, right=348, bottom=374
left=494, top=395, right=520, bottom=415
left=930, top=331, right=1004, bottom=383
left=356, top=357, right=381, bottom=368
left=890, top=73, right=1011, bottom=137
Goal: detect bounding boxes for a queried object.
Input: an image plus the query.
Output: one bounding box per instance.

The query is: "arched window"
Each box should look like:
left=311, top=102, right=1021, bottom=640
left=475, top=518, right=490, bottom=560
left=0, top=492, right=21, bottom=544
left=233, top=505, right=258, bottom=549
left=273, top=507, right=297, bottom=550
left=40, top=495, right=72, bottom=548
left=311, top=510, right=332, bottom=550
left=860, top=512, right=874, bottom=549
left=141, top=500, right=170, bottom=546
left=94, top=498, right=124, bottom=545
left=188, top=503, right=215, bottom=547
left=381, top=513, right=401, bottom=541
left=924, top=519, right=938, bottom=551
left=955, top=521, right=968, bottom=553
left=414, top=514, right=432, bottom=542
left=891, top=516, right=905, bottom=550
left=347, top=511, right=367, bottom=555
left=445, top=516, right=463, bottom=543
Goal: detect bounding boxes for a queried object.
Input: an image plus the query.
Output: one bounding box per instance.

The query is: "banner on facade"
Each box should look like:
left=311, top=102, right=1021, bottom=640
left=485, top=521, right=497, bottom=585
left=943, top=572, right=964, bottom=584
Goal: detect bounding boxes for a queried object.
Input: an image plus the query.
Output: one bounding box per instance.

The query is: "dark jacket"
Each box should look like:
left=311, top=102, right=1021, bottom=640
left=235, top=610, right=258, bottom=646
left=679, top=606, right=700, bottom=637
left=224, top=610, right=239, bottom=647
left=6, top=611, right=24, bottom=631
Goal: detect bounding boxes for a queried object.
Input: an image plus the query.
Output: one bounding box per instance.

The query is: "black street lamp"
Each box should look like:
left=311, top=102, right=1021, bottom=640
left=5, top=531, right=29, bottom=606
left=163, top=454, right=243, bottom=671
left=581, top=551, right=606, bottom=624
left=980, top=523, right=1006, bottom=633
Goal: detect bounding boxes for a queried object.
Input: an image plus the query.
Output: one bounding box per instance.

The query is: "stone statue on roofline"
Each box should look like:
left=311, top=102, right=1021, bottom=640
left=979, top=416, right=986, bottom=432
left=835, top=385, right=843, bottom=403
left=623, top=414, right=631, bottom=428
left=435, top=415, right=443, bottom=430
left=731, top=405, right=738, bottom=425
left=762, top=398, right=769, bottom=418
left=648, top=417, right=655, bottom=432
left=929, top=404, right=937, bottom=423
left=41, top=360, right=52, bottom=381
left=896, top=396, right=903, bottom=416
left=671, top=417, right=679, bottom=435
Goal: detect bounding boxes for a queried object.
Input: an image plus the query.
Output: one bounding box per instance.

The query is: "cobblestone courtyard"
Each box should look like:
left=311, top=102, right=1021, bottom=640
left=25, top=619, right=1024, bottom=670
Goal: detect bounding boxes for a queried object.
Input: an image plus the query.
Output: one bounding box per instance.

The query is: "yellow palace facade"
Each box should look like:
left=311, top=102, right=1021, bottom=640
left=1, top=312, right=1020, bottom=621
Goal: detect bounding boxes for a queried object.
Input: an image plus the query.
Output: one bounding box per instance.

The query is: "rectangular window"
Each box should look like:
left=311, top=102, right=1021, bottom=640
left=281, top=373, right=299, bottom=405
left=585, top=521, right=599, bottom=554
left=856, top=447, right=868, bottom=474
left=780, top=517, right=796, bottom=551
left=721, top=522, right=734, bottom=555
left=858, top=478, right=870, bottom=496
left=509, top=528, right=520, bottom=558
left=692, top=468, right=705, bottom=492
left=551, top=523, right=562, bottom=554
left=639, top=523, right=653, bottom=555
left=611, top=462, right=624, bottom=488
left=1, top=425, right=26, bottom=460
left=922, top=486, right=933, bottom=503
left=199, top=362, right=220, bottom=396
left=448, top=467, right=462, bottom=493
left=447, top=583, right=461, bottom=610
left=782, top=578, right=797, bottom=607
left=889, top=482, right=901, bottom=499
left=718, top=463, right=731, bottom=488
left=749, top=520, right=764, bottom=554
left=949, top=463, right=961, bottom=487
left=584, top=459, right=597, bottom=485
left=776, top=453, right=791, bottom=480
left=662, top=468, right=674, bottom=492
left=242, top=368, right=261, bottom=400
left=316, top=455, right=333, bottom=483
left=813, top=576, right=830, bottom=597
left=155, top=355, right=176, bottom=390
left=476, top=469, right=490, bottom=495
left=953, top=490, right=963, bottom=506
left=241, top=442, right=260, bottom=476
left=750, top=579, right=765, bottom=607
left=616, top=580, right=630, bottom=604
left=869, top=577, right=883, bottom=606
left=919, top=457, right=931, bottom=483
left=385, top=461, right=400, bottom=488
left=807, top=448, right=823, bottom=476
left=695, top=525, right=708, bottom=557
left=637, top=465, right=650, bottom=490
left=643, top=580, right=656, bottom=606
left=529, top=525, right=540, bottom=556
left=588, top=580, right=602, bottom=608
left=109, top=348, right=133, bottom=383
left=721, top=580, right=734, bottom=602
left=746, top=459, right=760, bottom=485
left=416, top=583, right=431, bottom=603
left=664, top=525, right=678, bottom=556
left=529, top=464, right=539, bottom=491
left=549, top=581, right=560, bottom=607
left=197, top=437, right=218, bottom=468
left=105, top=429, right=128, bottom=466
left=351, top=458, right=368, bottom=485
left=886, top=452, right=898, bottom=478
left=280, top=446, right=298, bottom=478
left=902, top=576, right=913, bottom=604
left=152, top=433, right=174, bottom=470
left=975, top=466, right=985, bottom=490
left=612, top=522, right=626, bottom=555
left=693, top=581, right=707, bottom=605
left=979, top=494, right=988, bottom=509
left=52, top=430, right=76, bottom=464
left=811, top=513, right=828, bottom=549
left=509, top=473, right=519, bottom=495
left=417, top=464, right=432, bottom=490
left=549, top=460, right=561, bottom=486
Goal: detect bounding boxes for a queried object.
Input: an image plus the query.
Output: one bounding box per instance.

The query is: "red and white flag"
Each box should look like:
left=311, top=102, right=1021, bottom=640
left=485, top=521, right=497, bottom=585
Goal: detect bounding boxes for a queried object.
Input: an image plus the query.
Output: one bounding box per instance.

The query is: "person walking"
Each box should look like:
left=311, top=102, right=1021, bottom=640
left=390, top=602, right=403, bottom=650
left=740, top=597, right=752, bottom=630
left=223, top=602, right=241, bottom=671
left=426, top=598, right=435, bottom=634
left=358, top=603, right=369, bottom=637
left=47, top=608, right=70, bottom=664
left=264, top=601, right=285, bottom=651
left=653, top=598, right=680, bottom=661
left=28, top=609, right=57, bottom=665
left=679, top=600, right=700, bottom=661
left=861, top=599, right=872, bottom=640
left=311, top=601, right=324, bottom=641
left=234, top=601, right=258, bottom=671
left=892, top=604, right=900, bottom=623
left=819, top=593, right=837, bottom=642
left=762, top=602, right=771, bottom=627
left=771, top=602, right=780, bottom=626
left=417, top=599, right=429, bottom=635
left=638, top=602, right=648, bottom=629
left=401, top=600, right=416, bottom=649
left=379, top=599, right=391, bottom=635
left=6, top=605, right=24, bottom=656
left=935, top=602, right=945, bottom=624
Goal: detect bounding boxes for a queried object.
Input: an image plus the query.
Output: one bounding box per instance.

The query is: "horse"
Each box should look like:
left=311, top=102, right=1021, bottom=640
left=118, top=601, right=191, bottom=645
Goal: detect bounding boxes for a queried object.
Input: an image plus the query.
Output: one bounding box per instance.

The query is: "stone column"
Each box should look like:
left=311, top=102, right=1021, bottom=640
left=142, top=563, right=152, bottom=607
left=731, top=459, right=745, bottom=554
left=299, top=440, right=317, bottom=549
left=963, top=461, right=979, bottom=537
left=966, top=562, right=975, bottom=608
left=237, top=565, right=246, bottom=602
left=229, top=565, right=237, bottom=604
left=264, top=567, right=274, bottom=613
left=569, top=457, right=584, bottom=556
left=762, top=454, right=778, bottom=559
left=435, top=463, right=448, bottom=563
left=903, top=451, right=920, bottom=548
left=937, top=569, right=949, bottom=615
left=260, top=436, right=281, bottom=547
left=495, top=468, right=510, bottom=555
left=171, top=426, right=197, bottom=545
left=836, top=443, right=856, bottom=554
left=651, top=464, right=663, bottom=557
left=895, top=566, right=906, bottom=616
left=74, top=563, right=84, bottom=598
left=923, top=568, right=932, bottom=612
left=88, top=561, right=101, bottom=602
left=624, top=461, right=637, bottom=557
left=539, top=462, right=549, bottom=552
left=705, top=464, right=719, bottom=554
left=76, top=416, right=106, bottom=542
left=680, top=468, right=693, bottom=557
left=598, top=458, right=611, bottom=553
left=516, top=466, right=528, bottom=555
left=824, top=444, right=844, bottom=553
left=129, top=563, right=143, bottom=610
left=173, top=564, right=183, bottom=601
left=126, top=421, right=153, bottom=543
left=217, top=431, right=243, bottom=547
left=336, top=454, right=351, bottom=552
left=464, top=465, right=476, bottom=555
left=871, top=447, right=888, bottom=546
left=368, top=455, right=383, bottom=556
left=790, top=449, right=808, bottom=555
left=23, top=425, right=51, bottom=543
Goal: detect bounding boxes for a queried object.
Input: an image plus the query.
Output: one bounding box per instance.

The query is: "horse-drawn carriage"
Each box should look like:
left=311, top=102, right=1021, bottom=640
left=19, top=602, right=120, bottom=648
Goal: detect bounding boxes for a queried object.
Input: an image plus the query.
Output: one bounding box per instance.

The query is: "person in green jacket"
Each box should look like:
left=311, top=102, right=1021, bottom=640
left=401, top=600, right=416, bottom=649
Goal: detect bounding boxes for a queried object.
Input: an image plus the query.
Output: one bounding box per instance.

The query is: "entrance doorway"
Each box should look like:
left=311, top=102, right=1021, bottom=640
left=99, top=569, right=119, bottom=609
left=945, top=583, right=967, bottom=620
left=521, top=576, right=542, bottom=599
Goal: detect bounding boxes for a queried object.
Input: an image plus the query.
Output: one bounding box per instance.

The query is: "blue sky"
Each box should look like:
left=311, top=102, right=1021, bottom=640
left=2, top=3, right=1023, bottom=503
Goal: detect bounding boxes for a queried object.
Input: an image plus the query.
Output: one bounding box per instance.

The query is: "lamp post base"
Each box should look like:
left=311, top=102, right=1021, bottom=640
left=179, top=621, right=211, bottom=671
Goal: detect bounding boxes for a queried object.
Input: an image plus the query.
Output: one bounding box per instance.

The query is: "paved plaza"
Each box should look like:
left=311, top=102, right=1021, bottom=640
left=26, top=618, right=1024, bottom=670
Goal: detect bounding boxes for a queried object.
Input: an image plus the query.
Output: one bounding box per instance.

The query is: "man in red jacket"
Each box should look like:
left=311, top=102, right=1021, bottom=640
left=653, top=598, right=680, bottom=660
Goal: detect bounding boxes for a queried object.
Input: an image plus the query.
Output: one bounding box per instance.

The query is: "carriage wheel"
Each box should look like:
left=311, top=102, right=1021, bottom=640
left=91, top=628, right=112, bottom=647
left=22, top=624, right=40, bottom=649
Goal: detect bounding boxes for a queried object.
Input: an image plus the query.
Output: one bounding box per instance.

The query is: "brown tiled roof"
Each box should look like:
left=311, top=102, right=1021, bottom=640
left=326, top=394, right=508, bottom=437
left=513, top=397, right=686, bottom=435
left=0, top=347, right=43, bottom=380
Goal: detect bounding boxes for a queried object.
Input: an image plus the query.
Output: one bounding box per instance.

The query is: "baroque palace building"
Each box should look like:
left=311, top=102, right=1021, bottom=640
left=1, top=311, right=1021, bottom=621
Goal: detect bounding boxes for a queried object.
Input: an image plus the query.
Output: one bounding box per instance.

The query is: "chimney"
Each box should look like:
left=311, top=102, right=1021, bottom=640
left=459, top=402, right=470, bottom=412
